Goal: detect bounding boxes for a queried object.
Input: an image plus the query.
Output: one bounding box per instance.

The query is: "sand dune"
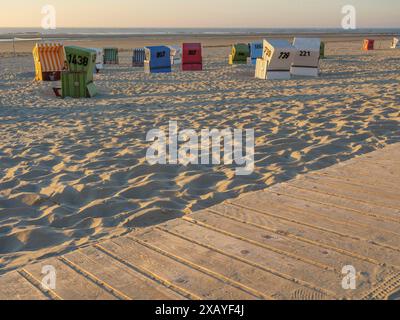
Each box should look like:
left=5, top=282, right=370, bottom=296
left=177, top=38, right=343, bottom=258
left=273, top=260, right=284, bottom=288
left=0, top=38, right=399, bottom=274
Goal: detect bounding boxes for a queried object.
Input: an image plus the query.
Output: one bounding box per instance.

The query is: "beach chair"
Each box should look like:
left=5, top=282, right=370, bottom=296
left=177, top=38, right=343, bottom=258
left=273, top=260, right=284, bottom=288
left=132, top=48, right=146, bottom=67
left=104, top=47, right=119, bottom=64
left=229, top=44, right=250, bottom=65
left=60, top=46, right=97, bottom=98
left=144, top=46, right=172, bottom=73
left=182, top=43, right=202, bottom=71
left=89, top=48, right=104, bottom=72
left=255, top=39, right=296, bottom=80
left=61, top=71, right=97, bottom=98
left=320, top=42, right=325, bottom=59
left=363, top=39, right=374, bottom=51
left=32, top=42, right=65, bottom=81
left=391, top=37, right=400, bottom=49
left=255, top=58, right=267, bottom=79
left=291, top=38, right=321, bottom=77
left=169, top=46, right=182, bottom=65
left=250, top=41, right=263, bottom=65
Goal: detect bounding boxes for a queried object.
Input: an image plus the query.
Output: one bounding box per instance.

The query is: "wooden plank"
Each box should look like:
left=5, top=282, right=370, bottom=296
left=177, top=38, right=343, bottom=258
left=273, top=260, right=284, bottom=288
left=64, top=246, right=185, bottom=300
left=188, top=209, right=385, bottom=282
left=232, top=190, right=400, bottom=250
left=209, top=202, right=400, bottom=268
left=314, top=167, right=400, bottom=191
left=262, top=188, right=400, bottom=235
left=287, top=175, right=400, bottom=209
left=23, top=257, right=117, bottom=300
left=0, top=271, right=48, bottom=300
left=360, top=145, right=400, bottom=161
left=356, top=155, right=400, bottom=167
left=270, top=183, right=400, bottom=223
left=99, top=236, right=257, bottom=300
left=160, top=219, right=349, bottom=298
left=135, top=228, right=328, bottom=300
left=315, top=165, right=400, bottom=192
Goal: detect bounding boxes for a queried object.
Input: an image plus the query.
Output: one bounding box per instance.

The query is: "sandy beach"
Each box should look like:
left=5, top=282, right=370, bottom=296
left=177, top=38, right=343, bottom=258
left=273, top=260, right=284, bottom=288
left=0, top=33, right=399, bottom=277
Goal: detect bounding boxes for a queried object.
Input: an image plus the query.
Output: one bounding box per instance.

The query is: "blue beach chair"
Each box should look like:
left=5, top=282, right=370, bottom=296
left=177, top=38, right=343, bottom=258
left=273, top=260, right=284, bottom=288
left=250, top=41, right=263, bottom=65
left=144, top=46, right=172, bottom=73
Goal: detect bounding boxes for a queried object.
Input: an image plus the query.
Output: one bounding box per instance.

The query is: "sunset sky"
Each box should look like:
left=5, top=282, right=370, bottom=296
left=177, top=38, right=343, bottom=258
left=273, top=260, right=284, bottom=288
left=1, top=0, right=399, bottom=28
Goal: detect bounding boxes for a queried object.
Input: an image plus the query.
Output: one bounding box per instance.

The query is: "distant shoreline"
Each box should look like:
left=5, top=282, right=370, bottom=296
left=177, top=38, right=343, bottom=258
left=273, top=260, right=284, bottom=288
left=1, top=28, right=399, bottom=41
left=0, top=32, right=397, bottom=44
left=0, top=31, right=397, bottom=54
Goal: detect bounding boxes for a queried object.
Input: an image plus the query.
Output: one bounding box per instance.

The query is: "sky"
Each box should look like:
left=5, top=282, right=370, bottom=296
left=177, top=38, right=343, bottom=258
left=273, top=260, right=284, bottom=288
left=1, top=0, right=399, bottom=28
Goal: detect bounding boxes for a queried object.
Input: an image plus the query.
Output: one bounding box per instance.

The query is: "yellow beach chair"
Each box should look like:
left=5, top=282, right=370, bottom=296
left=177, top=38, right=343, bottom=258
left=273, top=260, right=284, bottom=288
left=32, top=43, right=66, bottom=81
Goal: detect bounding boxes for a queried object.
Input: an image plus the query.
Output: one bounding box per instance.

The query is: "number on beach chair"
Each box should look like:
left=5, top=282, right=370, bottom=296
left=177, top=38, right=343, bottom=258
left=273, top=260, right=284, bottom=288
left=256, top=39, right=296, bottom=80
left=291, top=38, right=321, bottom=77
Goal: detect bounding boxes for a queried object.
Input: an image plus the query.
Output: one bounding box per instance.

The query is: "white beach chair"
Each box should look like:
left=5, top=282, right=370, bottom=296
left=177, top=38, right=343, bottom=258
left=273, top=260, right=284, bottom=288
left=391, top=37, right=400, bottom=49
left=89, top=48, right=104, bottom=72
left=291, top=38, right=321, bottom=77
left=169, top=46, right=182, bottom=65
left=255, top=39, right=296, bottom=80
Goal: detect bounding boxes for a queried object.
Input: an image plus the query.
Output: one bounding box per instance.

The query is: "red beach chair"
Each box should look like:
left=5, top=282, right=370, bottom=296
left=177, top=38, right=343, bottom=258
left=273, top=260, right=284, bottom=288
left=182, top=43, right=203, bottom=71
left=363, top=39, right=374, bottom=51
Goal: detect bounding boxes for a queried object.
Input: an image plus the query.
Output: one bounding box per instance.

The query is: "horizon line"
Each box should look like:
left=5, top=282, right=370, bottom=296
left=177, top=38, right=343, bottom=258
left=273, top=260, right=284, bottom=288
left=1, top=26, right=400, bottom=29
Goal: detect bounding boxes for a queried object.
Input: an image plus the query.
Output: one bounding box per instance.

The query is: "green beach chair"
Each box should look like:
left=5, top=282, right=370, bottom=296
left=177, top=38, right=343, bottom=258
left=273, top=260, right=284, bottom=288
left=229, top=44, right=250, bottom=65
left=61, top=71, right=97, bottom=98
left=104, top=47, right=119, bottom=64
left=320, top=42, right=325, bottom=59
left=60, top=46, right=97, bottom=98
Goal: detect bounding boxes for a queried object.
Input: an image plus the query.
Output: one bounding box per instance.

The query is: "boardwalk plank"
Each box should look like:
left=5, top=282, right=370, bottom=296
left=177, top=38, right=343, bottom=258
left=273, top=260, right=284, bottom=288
left=316, top=164, right=400, bottom=191
left=0, top=271, right=48, bottom=300
left=209, top=202, right=400, bottom=268
left=64, top=246, right=185, bottom=300
left=363, top=145, right=400, bottom=159
left=270, top=183, right=400, bottom=223
left=262, top=189, right=400, bottom=235
left=99, top=236, right=257, bottom=300
left=23, top=258, right=116, bottom=300
left=232, top=191, right=400, bottom=250
left=135, top=228, right=327, bottom=300
left=188, top=209, right=385, bottom=281
left=287, top=175, right=400, bottom=209
left=160, top=219, right=349, bottom=298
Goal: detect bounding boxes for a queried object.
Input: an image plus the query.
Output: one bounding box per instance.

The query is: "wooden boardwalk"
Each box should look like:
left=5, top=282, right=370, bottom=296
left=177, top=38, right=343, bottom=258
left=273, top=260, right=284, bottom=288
left=1, top=143, right=400, bottom=300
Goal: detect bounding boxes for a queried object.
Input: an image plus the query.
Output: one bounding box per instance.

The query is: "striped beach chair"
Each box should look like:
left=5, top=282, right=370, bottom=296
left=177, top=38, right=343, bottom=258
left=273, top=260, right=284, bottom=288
left=132, top=48, right=145, bottom=67
left=363, top=39, right=374, bottom=51
left=104, top=48, right=119, bottom=64
left=32, top=42, right=66, bottom=81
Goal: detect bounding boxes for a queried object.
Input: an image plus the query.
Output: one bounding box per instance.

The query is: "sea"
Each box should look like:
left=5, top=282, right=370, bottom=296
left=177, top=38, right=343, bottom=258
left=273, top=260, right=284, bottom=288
left=1, top=27, right=400, bottom=42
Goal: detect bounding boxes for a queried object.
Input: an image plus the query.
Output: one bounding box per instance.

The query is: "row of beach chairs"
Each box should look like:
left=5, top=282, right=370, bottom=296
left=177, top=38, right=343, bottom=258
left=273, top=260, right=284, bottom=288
left=230, top=40, right=325, bottom=66
left=132, top=43, right=203, bottom=72
left=363, top=38, right=400, bottom=50
left=32, top=37, right=399, bottom=98
left=32, top=43, right=203, bottom=98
